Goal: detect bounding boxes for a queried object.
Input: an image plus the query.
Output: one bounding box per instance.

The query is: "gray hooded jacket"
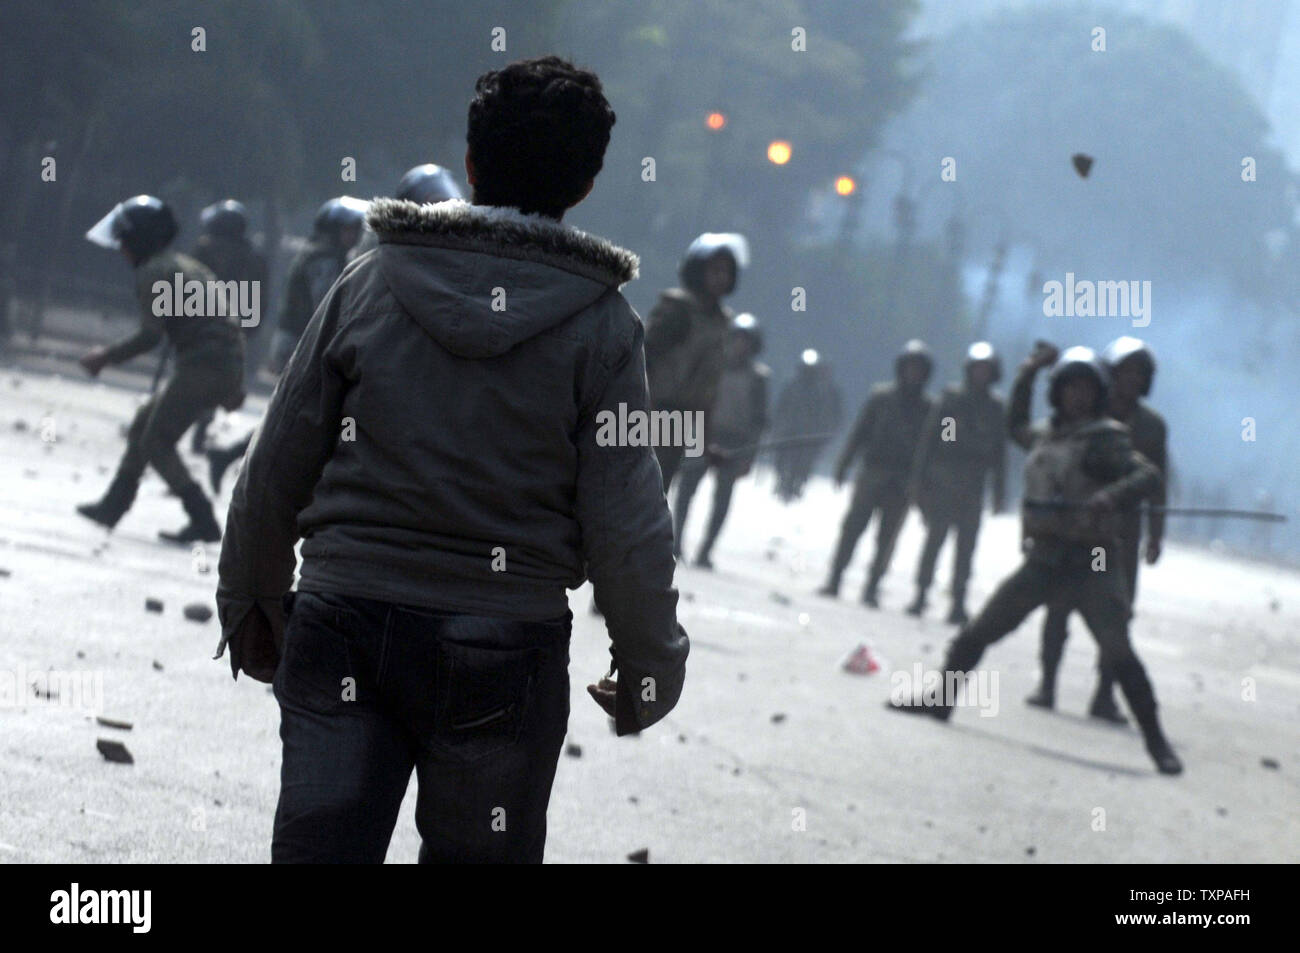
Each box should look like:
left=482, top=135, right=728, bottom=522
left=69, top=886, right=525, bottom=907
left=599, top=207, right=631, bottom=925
left=216, top=198, right=688, bottom=734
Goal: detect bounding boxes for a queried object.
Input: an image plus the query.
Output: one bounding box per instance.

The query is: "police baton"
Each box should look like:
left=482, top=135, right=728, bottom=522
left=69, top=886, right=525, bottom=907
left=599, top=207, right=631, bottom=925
left=1023, top=499, right=1287, bottom=523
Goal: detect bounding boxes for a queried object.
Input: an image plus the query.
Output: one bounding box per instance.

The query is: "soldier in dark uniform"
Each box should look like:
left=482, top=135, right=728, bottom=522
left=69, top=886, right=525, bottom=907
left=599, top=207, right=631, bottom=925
left=906, top=341, right=1007, bottom=624
left=819, top=340, right=933, bottom=607
left=673, top=313, right=768, bottom=568
left=187, top=200, right=268, bottom=453
left=771, top=349, right=843, bottom=502
left=643, top=232, right=749, bottom=491
left=1026, top=337, right=1166, bottom=722
left=268, top=196, right=366, bottom=372
left=888, top=343, right=1182, bottom=775
left=348, top=163, right=463, bottom=263
left=207, top=196, right=366, bottom=492
left=76, top=195, right=245, bottom=543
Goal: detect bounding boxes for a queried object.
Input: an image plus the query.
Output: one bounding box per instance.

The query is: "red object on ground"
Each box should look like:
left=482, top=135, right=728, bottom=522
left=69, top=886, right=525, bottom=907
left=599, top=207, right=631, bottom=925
left=842, top=644, right=880, bottom=675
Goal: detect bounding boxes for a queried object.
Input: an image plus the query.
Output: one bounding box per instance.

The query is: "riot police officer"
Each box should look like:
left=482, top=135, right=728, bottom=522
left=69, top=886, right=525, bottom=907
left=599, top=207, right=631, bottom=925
left=819, top=340, right=934, bottom=606
left=76, top=196, right=244, bottom=543
left=348, top=163, right=464, bottom=263
left=906, top=341, right=1007, bottom=624
left=889, top=343, right=1182, bottom=776
left=187, top=199, right=268, bottom=453
left=643, top=232, right=749, bottom=491
left=208, top=197, right=366, bottom=492
left=1027, top=337, right=1167, bottom=722
left=269, top=196, right=367, bottom=371
left=672, top=313, right=768, bottom=568
left=771, top=349, right=843, bottom=502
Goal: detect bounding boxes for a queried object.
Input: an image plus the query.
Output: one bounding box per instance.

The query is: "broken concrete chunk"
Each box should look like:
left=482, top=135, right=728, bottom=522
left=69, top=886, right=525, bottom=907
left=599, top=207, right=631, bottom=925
left=95, top=716, right=133, bottom=731
left=626, top=848, right=649, bottom=864
left=1261, top=757, right=1280, bottom=770
left=770, top=712, right=787, bottom=724
left=183, top=603, right=213, bottom=623
left=145, top=598, right=163, bottom=613
left=151, top=660, right=164, bottom=671
left=564, top=743, right=582, bottom=758
left=96, top=739, right=133, bottom=765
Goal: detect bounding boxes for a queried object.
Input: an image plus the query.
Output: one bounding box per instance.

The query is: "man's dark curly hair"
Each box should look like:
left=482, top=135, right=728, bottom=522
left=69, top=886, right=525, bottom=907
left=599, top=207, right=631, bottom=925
left=467, top=56, right=616, bottom=219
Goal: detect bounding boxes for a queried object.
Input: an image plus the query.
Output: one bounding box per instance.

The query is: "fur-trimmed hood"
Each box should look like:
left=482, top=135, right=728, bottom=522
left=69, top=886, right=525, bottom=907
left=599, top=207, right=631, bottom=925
left=368, top=198, right=637, bottom=286
left=363, top=198, right=638, bottom=359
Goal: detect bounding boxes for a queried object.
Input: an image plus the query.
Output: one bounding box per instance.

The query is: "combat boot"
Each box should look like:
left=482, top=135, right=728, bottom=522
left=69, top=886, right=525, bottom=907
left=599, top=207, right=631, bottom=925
left=1087, top=671, right=1128, bottom=725
left=885, top=636, right=984, bottom=720
left=861, top=582, right=880, bottom=608
left=1024, top=681, right=1055, bottom=710
left=816, top=576, right=841, bottom=598
left=159, top=484, right=222, bottom=544
left=1143, top=732, right=1183, bottom=776
left=905, top=589, right=927, bottom=617
left=75, top=470, right=139, bottom=531
left=947, top=584, right=969, bottom=625
left=1112, top=657, right=1183, bottom=775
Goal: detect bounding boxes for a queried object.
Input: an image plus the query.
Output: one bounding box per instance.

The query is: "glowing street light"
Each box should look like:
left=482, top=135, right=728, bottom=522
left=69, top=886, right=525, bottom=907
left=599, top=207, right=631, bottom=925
left=835, top=175, right=856, bottom=196
left=767, top=140, right=792, bottom=165
left=706, top=111, right=727, bottom=131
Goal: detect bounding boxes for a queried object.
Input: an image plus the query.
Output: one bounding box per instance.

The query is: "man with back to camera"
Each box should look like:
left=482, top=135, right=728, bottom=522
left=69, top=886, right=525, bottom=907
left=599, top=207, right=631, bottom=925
left=215, top=56, right=689, bottom=863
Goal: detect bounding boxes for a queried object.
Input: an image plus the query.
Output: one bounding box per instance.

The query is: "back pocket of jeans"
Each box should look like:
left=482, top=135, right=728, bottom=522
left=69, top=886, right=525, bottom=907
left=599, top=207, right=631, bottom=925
left=432, top=640, right=539, bottom=762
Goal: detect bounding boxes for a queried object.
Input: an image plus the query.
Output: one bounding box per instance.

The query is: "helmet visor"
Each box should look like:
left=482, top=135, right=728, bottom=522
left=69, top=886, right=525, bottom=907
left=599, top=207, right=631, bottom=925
left=85, top=205, right=123, bottom=249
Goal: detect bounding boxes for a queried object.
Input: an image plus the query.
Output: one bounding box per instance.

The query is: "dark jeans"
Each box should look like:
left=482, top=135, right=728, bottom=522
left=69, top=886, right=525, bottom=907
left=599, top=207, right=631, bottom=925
left=272, top=590, right=571, bottom=864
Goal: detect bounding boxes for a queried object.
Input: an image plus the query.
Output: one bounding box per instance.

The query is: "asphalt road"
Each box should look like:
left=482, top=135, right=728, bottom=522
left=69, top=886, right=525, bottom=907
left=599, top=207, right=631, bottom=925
left=0, top=355, right=1296, bottom=863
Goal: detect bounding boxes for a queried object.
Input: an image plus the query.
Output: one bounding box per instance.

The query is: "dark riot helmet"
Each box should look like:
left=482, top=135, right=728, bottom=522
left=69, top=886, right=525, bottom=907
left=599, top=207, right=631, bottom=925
left=395, top=164, right=464, bottom=204
left=1048, top=346, right=1110, bottom=413
left=85, top=195, right=178, bottom=260
left=679, top=232, right=750, bottom=296
left=199, top=199, right=249, bottom=240
left=1101, top=336, right=1156, bottom=396
left=731, top=312, right=763, bottom=354
left=894, top=339, right=934, bottom=382
left=964, top=340, right=1002, bottom=384
left=312, top=196, right=369, bottom=238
